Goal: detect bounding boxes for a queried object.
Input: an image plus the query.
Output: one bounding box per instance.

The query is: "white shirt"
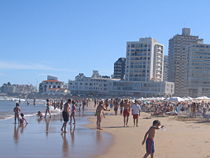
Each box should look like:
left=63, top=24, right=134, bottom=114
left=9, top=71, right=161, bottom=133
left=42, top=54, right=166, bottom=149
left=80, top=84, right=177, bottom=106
left=131, top=104, right=141, bottom=115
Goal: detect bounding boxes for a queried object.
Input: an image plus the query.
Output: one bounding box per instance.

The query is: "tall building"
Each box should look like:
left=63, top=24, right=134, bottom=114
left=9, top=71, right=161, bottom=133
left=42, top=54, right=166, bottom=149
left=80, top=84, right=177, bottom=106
left=125, top=38, right=164, bottom=82
left=113, top=57, right=126, bottom=80
left=168, top=28, right=203, bottom=96
left=186, top=43, right=210, bottom=97
left=69, top=37, right=175, bottom=97
left=163, top=55, right=168, bottom=81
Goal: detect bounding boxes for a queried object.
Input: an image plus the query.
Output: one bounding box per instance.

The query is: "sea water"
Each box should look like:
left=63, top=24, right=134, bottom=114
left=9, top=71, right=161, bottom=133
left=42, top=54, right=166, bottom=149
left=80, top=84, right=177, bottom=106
left=0, top=100, right=112, bottom=158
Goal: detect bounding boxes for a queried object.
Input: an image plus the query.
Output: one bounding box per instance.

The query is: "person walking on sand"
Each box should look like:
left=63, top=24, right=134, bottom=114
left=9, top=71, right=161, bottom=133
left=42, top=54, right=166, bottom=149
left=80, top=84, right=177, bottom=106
left=44, top=99, right=51, bottom=118
left=120, top=100, right=124, bottom=115
left=95, top=101, right=110, bottom=130
left=131, top=100, right=141, bottom=127
left=70, top=100, right=76, bottom=125
left=123, top=99, right=130, bottom=127
left=142, top=120, right=164, bottom=158
left=113, top=99, right=119, bottom=115
left=61, top=99, right=71, bottom=133
left=13, top=103, right=21, bottom=124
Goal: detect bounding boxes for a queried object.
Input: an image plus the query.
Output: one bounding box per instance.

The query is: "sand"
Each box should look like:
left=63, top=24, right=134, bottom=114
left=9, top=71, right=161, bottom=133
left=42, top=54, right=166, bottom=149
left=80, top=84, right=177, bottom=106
left=87, top=112, right=210, bottom=158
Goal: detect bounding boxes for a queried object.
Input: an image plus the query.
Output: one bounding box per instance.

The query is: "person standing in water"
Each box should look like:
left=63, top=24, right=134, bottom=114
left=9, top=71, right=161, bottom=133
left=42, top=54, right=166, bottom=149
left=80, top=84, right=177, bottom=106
left=95, top=101, right=110, bottom=130
left=13, top=103, right=21, bottom=124
left=33, top=98, right=36, bottom=106
left=44, top=99, right=51, bottom=118
left=61, top=99, right=71, bottom=133
left=70, top=100, right=76, bottom=125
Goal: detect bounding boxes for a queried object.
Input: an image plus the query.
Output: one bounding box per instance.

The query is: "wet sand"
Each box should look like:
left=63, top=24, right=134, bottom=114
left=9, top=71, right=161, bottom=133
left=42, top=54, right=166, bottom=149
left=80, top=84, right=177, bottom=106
left=0, top=113, right=112, bottom=158
left=87, top=112, right=210, bottom=158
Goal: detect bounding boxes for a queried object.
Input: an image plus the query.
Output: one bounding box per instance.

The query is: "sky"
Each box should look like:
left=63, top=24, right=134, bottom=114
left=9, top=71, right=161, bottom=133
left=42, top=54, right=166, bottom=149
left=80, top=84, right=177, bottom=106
left=1, top=0, right=210, bottom=87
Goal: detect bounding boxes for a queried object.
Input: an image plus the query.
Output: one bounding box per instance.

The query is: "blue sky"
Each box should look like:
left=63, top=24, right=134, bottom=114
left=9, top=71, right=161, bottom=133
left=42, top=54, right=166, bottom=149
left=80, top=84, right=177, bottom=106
left=1, top=0, right=210, bottom=86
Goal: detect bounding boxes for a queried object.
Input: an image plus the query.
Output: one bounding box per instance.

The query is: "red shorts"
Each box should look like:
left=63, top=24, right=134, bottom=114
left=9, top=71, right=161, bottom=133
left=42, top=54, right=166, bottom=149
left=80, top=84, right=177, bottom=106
left=123, top=109, right=130, bottom=117
left=133, top=114, right=139, bottom=119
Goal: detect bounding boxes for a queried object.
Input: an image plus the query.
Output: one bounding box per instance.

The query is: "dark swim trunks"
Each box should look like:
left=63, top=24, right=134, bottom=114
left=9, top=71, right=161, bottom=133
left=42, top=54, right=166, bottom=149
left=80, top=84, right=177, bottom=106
left=62, top=111, right=69, bottom=122
left=123, top=109, right=130, bottom=117
left=146, top=138, right=155, bottom=154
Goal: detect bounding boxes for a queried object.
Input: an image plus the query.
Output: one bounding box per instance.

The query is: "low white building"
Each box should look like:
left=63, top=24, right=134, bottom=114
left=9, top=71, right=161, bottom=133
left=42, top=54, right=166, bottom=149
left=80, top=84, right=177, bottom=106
left=0, top=82, right=37, bottom=95
left=39, top=76, right=68, bottom=95
left=68, top=71, right=174, bottom=97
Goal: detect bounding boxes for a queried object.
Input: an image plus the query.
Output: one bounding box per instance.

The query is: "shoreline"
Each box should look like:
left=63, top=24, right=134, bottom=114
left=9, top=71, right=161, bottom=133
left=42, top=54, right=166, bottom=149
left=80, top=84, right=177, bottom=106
left=0, top=110, right=113, bottom=158
left=85, top=116, right=115, bottom=158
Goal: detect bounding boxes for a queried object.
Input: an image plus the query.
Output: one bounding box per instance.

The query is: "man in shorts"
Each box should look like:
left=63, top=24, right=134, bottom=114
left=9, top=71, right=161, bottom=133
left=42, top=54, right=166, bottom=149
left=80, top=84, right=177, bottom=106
left=61, top=99, right=71, bottom=133
left=131, top=100, right=141, bottom=127
left=123, top=99, right=130, bottom=127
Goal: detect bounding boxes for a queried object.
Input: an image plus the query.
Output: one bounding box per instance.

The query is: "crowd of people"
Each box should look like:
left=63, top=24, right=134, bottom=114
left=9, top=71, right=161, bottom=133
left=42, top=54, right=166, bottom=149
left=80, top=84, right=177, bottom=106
left=13, top=97, right=210, bottom=158
left=14, top=97, right=210, bottom=129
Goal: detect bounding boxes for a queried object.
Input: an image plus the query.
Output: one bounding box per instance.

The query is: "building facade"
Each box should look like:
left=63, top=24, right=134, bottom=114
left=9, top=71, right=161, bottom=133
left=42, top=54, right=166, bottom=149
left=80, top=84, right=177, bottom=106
left=168, top=28, right=203, bottom=96
left=125, top=38, right=164, bottom=82
left=68, top=71, right=174, bottom=97
left=186, top=43, right=210, bottom=97
left=0, top=82, right=37, bottom=95
left=163, top=55, right=168, bottom=81
left=113, top=57, right=126, bottom=80
left=39, top=76, right=68, bottom=95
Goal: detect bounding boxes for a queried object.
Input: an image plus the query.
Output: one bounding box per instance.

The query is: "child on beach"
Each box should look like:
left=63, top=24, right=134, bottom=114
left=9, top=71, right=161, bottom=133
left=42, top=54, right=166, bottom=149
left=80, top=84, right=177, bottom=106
left=13, top=103, right=21, bottom=124
left=37, top=111, right=43, bottom=118
left=19, top=113, right=28, bottom=125
left=142, top=120, right=164, bottom=158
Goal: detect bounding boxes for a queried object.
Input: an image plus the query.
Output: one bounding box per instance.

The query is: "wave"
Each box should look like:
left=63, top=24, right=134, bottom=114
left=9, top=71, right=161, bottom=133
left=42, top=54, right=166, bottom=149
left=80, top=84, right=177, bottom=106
left=0, top=108, right=62, bottom=120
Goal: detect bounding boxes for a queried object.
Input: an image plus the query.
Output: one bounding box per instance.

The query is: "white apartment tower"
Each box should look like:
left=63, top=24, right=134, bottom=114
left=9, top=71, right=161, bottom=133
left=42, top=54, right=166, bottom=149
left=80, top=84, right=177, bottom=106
left=125, top=38, right=164, bottom=82
left=168, top=28, right=203, bottom=96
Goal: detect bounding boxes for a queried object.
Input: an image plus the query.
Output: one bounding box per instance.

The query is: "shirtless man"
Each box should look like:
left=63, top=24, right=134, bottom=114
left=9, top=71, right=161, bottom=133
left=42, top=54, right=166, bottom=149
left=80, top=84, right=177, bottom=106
left=61, top=99, right=71, bottom=133
left=95, top=101, right=110, bottom=130
left=123, top=99, right=130, bottom=127
left=142, top=120, right=164, bottom=158
left=13, top=103, right=21, bottom=124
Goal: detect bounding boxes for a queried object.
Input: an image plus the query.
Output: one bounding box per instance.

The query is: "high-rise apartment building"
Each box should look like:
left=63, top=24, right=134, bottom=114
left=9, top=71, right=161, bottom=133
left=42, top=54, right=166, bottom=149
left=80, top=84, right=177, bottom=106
left=168, top=28, right=203, bottom=96
left=125, top=38, right=164, bottom=82
left=113, top=57, right=126, bottom=80
left=186, top=43, right=210, bottom=97
left=163, top=55, right=168, bottom=81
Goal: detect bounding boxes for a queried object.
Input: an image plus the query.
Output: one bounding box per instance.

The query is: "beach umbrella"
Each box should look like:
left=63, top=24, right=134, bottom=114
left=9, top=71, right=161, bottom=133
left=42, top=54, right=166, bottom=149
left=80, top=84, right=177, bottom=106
left=196, top=96, right=209, bottom=100
left=167, top=97, right=185, bottom=102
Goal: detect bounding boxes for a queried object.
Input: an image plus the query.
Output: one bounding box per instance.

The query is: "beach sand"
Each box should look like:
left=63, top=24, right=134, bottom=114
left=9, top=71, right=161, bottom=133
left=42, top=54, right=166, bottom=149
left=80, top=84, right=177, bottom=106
left=87, top=112, right=210, bottom=158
